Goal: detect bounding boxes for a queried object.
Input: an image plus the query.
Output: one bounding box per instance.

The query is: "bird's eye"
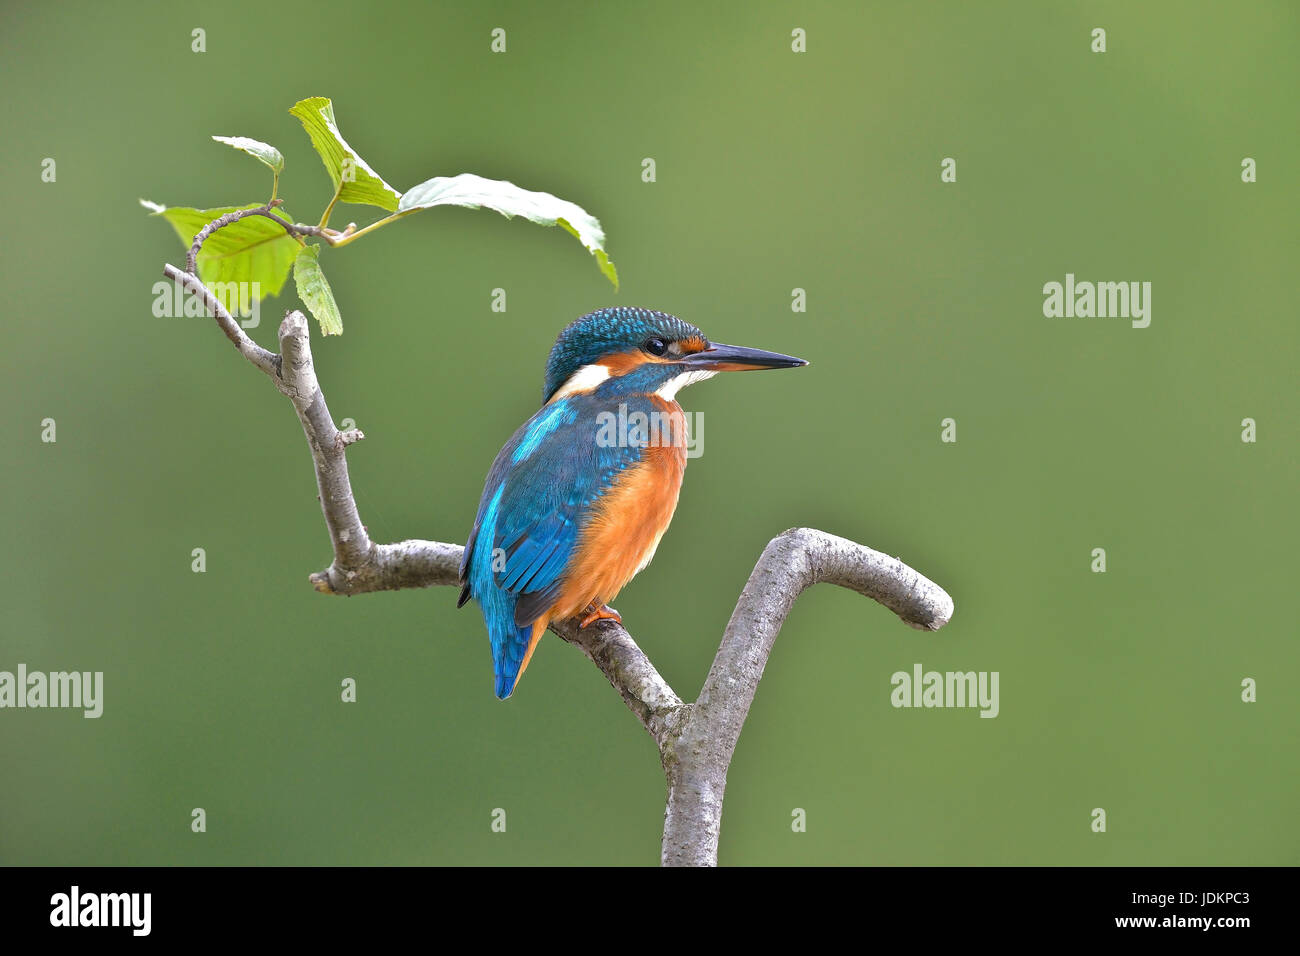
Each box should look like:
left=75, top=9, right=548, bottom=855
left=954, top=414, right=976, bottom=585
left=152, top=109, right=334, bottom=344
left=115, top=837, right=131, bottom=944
left=644, top=337, right=668, bottom=356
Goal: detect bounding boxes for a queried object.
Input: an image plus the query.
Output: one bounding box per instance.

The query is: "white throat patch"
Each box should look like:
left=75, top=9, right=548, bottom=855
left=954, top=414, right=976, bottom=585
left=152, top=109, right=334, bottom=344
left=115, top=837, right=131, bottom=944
left=655, top=369, right=717, bottom=401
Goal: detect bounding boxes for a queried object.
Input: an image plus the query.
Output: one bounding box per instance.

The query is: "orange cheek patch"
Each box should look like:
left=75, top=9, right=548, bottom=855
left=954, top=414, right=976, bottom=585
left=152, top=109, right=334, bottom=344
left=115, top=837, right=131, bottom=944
left=601, top=351, right=641, bottom=374
left=599, top=350, right=658, bottom=374
left=678, top=335, right=709, bottom=354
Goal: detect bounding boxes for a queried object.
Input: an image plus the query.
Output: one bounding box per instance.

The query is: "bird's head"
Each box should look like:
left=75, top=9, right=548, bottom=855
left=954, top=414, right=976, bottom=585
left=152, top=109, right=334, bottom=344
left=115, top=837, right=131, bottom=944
left=542, top=307, right=807, bottom=404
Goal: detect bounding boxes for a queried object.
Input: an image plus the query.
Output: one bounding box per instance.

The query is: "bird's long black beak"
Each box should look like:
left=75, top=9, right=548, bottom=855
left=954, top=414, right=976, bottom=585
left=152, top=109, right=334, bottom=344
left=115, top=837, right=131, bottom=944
left=681, top=342, right=808, bottom=372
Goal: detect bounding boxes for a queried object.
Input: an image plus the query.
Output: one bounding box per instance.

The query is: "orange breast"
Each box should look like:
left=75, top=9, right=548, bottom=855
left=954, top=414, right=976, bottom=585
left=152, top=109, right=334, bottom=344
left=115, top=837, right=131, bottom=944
left=549, top=401, right=687, bottom=621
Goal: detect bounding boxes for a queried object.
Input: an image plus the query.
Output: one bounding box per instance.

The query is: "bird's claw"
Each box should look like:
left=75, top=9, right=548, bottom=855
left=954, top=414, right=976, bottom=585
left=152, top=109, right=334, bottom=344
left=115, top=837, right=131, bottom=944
left=579, top=604, right=622, bottom=628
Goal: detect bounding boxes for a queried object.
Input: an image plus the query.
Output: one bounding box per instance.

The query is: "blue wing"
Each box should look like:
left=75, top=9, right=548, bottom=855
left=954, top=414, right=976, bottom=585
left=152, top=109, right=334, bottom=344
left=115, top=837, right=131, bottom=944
left=459, top=394, right=649, bottom=697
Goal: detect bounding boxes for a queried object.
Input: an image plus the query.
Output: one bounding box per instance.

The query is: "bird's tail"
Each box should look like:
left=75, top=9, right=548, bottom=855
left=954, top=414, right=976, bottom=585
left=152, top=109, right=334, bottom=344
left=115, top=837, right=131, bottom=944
left=489, top=612, right=547, bottom=700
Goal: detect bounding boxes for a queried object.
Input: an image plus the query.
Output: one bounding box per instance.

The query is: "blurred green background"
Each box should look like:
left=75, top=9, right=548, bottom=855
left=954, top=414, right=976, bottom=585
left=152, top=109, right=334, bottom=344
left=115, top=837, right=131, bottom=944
left=1, top=0, right=1296, bottom=865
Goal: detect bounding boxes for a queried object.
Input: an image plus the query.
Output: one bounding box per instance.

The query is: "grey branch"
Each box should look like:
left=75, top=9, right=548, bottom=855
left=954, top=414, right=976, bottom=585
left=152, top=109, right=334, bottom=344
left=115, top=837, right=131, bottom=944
left=663, top=528, right=952, bottom=866
left=162, top=265, right=277, bottom=375
left=163, top=214, right=954, bottom=866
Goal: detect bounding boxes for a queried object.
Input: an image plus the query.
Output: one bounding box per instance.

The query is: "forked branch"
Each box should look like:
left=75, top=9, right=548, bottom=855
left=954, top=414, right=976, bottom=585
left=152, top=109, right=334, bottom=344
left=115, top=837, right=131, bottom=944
left=162, top=214, right=954, bottom=865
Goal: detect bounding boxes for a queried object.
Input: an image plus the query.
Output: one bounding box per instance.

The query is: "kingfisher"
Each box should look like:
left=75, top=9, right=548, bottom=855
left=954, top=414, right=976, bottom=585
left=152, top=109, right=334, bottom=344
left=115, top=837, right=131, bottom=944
left=458, top=307, right=807, bottom=699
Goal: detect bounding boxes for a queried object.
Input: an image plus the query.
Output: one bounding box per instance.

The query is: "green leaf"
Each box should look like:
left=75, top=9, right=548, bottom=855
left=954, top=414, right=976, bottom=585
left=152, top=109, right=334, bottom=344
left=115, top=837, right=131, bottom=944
left=397, top=174, right=618, bottom=290
left=211, top=135, right=284, bottom=174
left=141, top=200, right=299, bottom=310
left=288, top=97, right=401, bottom=212
left=293, top=244, right=343, bottom=336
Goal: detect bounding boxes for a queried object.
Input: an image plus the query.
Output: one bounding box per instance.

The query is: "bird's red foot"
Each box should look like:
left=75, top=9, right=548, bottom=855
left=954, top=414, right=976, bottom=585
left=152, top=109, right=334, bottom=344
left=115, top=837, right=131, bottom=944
left=579, top=603, right=622, bottom=628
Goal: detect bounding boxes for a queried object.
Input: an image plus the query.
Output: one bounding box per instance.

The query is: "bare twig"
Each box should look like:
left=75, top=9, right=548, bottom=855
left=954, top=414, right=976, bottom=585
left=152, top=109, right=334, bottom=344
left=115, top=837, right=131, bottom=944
left=162, top=211, right=954, bottom=866
left=185, top=201, right=299, bottom=275
left=551, top=615, right=685, bottom=749
left=275, top=310, right=373, bottom=574
left=162, top=264, right=277, bottom=375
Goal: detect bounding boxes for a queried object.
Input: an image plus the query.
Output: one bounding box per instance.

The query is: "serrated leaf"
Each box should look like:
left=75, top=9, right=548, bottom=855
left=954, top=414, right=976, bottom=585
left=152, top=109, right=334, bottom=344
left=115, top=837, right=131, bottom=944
left=211, top=135, right=284, bottom=174
left=293, top=244, right=342, bottom=336
left=142, top=200, right=299, bottom=310
left=289, top=97, right=401, bottom=212
left=397, top=174, right=618, bottom=290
